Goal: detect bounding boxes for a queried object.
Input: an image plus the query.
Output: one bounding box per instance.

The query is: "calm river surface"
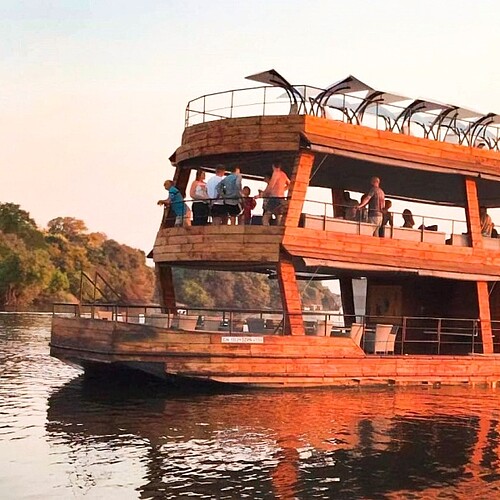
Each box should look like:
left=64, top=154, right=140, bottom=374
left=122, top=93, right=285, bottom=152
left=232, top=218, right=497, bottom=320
left=2, top=313, right=500, bottom=499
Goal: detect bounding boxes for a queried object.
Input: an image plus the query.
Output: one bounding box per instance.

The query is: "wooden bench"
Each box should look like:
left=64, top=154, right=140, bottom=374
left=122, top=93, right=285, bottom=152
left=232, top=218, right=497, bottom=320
left=302, top=214, right=446, bottom=243
left=449, top=234, right=470, bottom=246
left=391, top=227, right=446, bottom=244
left=483, top=237, right=500, bottom=251
left=302, top=214, right=376, bottom=235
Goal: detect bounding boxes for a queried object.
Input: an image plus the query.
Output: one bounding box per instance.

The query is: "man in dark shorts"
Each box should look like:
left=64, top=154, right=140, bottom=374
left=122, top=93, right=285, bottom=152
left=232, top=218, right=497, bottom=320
left=217, top=166, right=243, bottom=225
left=260, top=162, right=290, bottom=225
left=357, top=176, right=385, bottom=236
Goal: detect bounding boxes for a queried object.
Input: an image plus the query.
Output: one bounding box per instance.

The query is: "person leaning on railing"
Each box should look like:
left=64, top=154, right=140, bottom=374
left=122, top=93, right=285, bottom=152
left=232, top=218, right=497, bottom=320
left=158, top=180, right=191, bottom=227
left=356, top=176, right=385, bottom=236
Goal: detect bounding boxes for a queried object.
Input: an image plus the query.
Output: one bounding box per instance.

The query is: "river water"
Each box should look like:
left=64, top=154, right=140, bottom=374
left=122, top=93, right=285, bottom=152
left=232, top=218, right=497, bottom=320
left=2, top=313, right=500, bottom=499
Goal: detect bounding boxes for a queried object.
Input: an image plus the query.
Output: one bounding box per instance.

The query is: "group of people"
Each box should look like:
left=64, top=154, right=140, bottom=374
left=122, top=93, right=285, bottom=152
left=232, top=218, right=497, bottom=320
left=157, top=162, right=290, bottom=227
left=160, top=172, right=498, bottom=238
left=340, top=177, right=434, bottom=236
left=340, top=176, right=387, bottom=236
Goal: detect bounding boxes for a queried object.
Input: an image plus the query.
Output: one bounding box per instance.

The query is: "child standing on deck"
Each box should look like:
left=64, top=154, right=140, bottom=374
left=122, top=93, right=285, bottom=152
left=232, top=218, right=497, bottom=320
left=239, top=186, right=257, bottom=225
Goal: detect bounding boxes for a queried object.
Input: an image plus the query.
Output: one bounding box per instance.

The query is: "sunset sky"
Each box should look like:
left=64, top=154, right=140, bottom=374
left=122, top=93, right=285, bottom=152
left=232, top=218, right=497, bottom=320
left=2, top=0, right=500, bottom=251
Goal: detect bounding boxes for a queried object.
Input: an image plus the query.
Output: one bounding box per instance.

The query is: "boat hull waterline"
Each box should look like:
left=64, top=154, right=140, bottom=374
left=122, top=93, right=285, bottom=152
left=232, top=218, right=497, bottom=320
left=51, top=317, right=500, bottom=388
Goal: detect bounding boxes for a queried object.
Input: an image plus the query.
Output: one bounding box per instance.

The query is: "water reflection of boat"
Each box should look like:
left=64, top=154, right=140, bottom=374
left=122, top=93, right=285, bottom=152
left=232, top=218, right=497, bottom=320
left=46, top=378, right=500, bottom=498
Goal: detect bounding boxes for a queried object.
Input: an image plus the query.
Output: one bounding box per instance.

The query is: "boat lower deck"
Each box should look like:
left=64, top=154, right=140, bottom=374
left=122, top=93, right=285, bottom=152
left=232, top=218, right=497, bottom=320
left=51, top=317, right=500, bottom=388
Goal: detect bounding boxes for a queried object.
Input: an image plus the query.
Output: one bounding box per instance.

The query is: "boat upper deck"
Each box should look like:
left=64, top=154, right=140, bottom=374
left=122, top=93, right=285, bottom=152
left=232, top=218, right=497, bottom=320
left=175, top=71, right=500, bottom=208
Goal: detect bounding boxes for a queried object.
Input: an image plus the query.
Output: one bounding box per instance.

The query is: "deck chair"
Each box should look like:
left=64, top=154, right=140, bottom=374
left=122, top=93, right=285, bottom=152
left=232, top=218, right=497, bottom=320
left=349, top=323, right=364, bottom=347
left=95, top=311, right=113, bottom=321
left=374, top=324, right=397, bottom=354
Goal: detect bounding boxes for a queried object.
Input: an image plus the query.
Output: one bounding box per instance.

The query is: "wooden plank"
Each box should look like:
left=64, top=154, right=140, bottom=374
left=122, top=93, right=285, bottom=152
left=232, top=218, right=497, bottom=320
left=303, top=117, right=500, bottom=177
left=282, top=226, right=500, bottom=278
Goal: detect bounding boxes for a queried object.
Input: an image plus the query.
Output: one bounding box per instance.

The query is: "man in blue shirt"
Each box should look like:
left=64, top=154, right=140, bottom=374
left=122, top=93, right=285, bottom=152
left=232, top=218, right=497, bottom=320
left=158, top=180, right=191, bottom=227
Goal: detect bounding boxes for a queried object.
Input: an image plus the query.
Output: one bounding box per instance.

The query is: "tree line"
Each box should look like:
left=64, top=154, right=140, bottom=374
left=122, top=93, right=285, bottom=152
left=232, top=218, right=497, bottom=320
left=0, top=202, right=340, bottom=311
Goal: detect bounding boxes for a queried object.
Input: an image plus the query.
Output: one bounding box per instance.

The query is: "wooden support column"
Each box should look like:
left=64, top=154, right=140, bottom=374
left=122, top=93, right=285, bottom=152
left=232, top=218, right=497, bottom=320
left=478, top=281, right=493, bottom=354
left=464, top=177, right=493, bottom=353
left=172, top=166, right=191, bottom=197
left=277, top=259, right=305, bottom=335
left=331, top=188, right=346, bottom=219
left=465, top=177, right=483, bottom=249
left=339, top=278, right=355, bottom=327
left=156, top=264, right=177, bottom=314
left=283, top=151, right=315, bottom=227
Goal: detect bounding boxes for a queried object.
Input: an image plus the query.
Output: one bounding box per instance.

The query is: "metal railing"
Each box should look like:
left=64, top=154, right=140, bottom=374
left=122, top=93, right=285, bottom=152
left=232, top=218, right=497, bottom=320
left=53, top=303, right=487, bottom=356
left=185, top=85, right=500, bottom=151
left=299, top=199, right=469, bottom=242
left=160, top=196, right=475, bottom=246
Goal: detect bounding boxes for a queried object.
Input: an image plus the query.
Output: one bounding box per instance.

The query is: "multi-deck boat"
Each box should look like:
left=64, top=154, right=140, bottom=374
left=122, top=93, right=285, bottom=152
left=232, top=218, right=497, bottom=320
left=51, top=70, right=500, bottom=387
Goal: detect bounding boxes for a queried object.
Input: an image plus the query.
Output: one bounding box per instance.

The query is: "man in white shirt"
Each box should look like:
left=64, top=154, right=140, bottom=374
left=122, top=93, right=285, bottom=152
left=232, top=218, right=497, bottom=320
left=206, top=165, right=227, bottom=225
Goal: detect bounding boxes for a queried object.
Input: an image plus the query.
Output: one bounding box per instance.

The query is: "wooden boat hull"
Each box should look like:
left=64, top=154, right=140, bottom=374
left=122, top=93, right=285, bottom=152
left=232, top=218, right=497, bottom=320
left=51, top=317, right=500, bottom=388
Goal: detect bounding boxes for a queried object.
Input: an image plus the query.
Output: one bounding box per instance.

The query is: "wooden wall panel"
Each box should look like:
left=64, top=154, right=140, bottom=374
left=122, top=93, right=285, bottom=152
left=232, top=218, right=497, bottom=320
left=303, top=116, right=500, bottom=178
left=153, top=226, right=284, bottom=264
left=283, top=227, right=500, bottom=279
left=176, top=116, right=304, bottom=163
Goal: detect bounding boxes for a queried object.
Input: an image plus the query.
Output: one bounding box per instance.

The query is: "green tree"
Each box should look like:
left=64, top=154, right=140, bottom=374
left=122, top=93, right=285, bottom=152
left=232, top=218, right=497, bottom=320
left=0, top=203, right=45, bottom=248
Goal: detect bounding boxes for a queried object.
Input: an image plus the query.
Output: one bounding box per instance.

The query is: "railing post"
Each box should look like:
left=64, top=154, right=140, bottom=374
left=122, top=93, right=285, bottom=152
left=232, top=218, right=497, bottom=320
left=401, top=317, right=407, bottom=354
left=230, top=91, right=234, bottom=119
left=263, top=87, right=267, bottom=116
left=472, top=319, right=476, bottom=353
left=203, top=96, right=206, bottom=123
left=437, top=318, right=442, bottom=355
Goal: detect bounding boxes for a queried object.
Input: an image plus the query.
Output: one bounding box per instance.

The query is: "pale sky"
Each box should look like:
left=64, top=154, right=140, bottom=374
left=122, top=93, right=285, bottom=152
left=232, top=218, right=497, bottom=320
left=2, top=0, right=500, bottom=251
